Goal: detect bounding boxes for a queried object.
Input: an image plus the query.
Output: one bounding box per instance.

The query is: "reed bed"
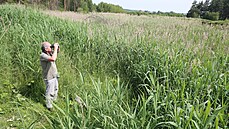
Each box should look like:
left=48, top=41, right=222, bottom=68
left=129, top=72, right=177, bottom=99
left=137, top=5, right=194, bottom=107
left=0, top=4, right=228, bottom=128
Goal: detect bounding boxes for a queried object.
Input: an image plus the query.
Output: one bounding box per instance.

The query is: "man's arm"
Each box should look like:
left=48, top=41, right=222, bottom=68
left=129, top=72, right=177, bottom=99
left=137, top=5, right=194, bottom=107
left=48, top=43, right=59, bottom=62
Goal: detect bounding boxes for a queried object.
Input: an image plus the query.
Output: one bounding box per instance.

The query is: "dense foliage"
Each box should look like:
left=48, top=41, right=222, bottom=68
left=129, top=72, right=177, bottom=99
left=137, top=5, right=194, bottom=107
left=0, top=0, right=124, bottom=13
left=96, top=2, right=125, bottom=13
left=126, top=10, right=185, bottom=17
left=0, top=0, right=185, bottom=17
left=0, top=4, right=228, bottom=128
left=187, top=0, right=229, bottom=20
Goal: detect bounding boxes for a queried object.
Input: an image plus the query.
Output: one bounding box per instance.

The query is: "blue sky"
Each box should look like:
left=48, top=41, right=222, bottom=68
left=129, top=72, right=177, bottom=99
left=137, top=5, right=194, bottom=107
left=92, top=0, right=204, bottom=13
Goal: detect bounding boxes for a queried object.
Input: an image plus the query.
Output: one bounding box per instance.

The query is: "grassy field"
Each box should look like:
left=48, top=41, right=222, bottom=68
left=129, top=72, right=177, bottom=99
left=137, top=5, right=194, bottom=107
left=0, top=4, right=228, bottom=128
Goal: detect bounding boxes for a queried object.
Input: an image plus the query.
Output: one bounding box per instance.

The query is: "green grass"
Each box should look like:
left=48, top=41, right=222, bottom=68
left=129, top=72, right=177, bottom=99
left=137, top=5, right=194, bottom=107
left=0, top=4, right=228, bottom=128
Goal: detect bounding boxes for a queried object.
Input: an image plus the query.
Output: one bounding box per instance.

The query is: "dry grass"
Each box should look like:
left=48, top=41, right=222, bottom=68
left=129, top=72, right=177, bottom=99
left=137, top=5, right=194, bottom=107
left=43, top=10, right=133, bottom=22
left=43, top=10, right=228, bottom=56
left=43, top=10, right=90, bottom=21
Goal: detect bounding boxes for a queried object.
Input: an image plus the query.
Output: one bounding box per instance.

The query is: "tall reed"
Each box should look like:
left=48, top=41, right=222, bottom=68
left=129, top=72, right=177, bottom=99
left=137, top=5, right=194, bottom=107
left=0, top=4, right=228, bottom=128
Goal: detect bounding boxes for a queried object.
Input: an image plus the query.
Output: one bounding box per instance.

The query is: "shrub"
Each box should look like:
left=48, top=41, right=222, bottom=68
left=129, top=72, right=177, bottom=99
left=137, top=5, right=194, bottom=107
left=203, top=11, right=220, bottom=21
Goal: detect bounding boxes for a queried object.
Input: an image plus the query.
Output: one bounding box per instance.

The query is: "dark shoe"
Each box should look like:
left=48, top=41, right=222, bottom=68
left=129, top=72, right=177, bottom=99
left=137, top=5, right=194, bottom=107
left=47, top=108, right=53, bottom=112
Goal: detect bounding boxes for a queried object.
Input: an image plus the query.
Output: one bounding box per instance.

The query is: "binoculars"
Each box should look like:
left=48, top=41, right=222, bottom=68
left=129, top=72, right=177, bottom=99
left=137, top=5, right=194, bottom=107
left=50, top=44, right=60, bottom=49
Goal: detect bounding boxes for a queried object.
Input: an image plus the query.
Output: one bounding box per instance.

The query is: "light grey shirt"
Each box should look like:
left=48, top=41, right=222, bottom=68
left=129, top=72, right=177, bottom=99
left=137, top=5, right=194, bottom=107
left=40, top=52, right=58, bottom=80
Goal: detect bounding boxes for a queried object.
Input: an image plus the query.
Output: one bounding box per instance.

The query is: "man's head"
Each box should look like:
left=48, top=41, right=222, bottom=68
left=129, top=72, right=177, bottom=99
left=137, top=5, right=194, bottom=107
left=41, top=42, right=52, bottom=53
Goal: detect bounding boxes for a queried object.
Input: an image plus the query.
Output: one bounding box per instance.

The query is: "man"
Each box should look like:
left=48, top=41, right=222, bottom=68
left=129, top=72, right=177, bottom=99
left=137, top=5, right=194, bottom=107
left=40, top=42, right=60, bottom=110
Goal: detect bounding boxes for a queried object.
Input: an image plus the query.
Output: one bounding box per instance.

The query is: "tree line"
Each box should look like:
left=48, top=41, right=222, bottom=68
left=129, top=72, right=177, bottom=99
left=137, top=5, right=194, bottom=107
left=187, top=0, right=229, bottom=20
left=6, top=0, right=224, bottom=19
left=126, top=10, right=184, bottom=17
left=0, top=0, right=185, bottom=17
left=0, top=0, right=125, bottom=13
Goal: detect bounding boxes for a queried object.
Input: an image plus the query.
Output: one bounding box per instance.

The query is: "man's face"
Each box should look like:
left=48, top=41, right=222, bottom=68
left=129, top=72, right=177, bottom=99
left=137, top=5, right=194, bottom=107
left=45, top=43, right=52, bottom=53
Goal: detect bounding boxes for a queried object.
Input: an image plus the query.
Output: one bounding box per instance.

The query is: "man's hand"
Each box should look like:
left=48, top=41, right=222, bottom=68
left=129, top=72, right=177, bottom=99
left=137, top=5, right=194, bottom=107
left=48, top=43, right=59, bottom=62
left=54, top=43, right=60, bottom=52
left=54, top=43, right=59, bottom=49
left=54, top=43, right=60, bottom=53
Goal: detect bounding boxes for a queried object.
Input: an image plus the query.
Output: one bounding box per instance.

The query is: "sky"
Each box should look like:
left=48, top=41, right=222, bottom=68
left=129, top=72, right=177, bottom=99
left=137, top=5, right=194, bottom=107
left=92, top=0, right=204, bottom=14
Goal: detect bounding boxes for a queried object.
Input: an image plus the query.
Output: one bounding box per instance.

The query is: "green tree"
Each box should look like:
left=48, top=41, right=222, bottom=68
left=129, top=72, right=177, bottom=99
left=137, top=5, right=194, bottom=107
left=203, top=11, right=220, bottom=20
left=188, top=0, right=229, bottom=20
left=222, top=0, right=229, bottom=19
left=96, top=2, right=125, bottom=13
left=187, top=0, right=200, bottom=18
left=81, top=1, right=88, bottom=12
left=86, top=0, right=93, bottom=12
left=209, top=0, right=224, bottom=19
left=201, top=0, right=210, bottom=17
left=91, top=3, right=96, bottom=12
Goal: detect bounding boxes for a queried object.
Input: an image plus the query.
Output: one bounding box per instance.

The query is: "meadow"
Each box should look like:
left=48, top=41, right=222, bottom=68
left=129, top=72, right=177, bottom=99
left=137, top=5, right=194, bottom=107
left=0, top=4, right=228, bottom=128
